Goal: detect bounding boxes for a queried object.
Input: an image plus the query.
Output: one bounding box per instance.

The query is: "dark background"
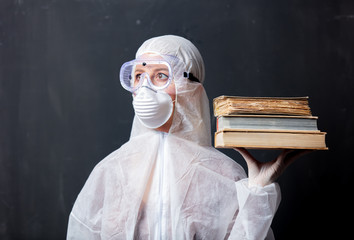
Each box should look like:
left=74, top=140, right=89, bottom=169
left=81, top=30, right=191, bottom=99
left=1, top=0, right=353, bottom=239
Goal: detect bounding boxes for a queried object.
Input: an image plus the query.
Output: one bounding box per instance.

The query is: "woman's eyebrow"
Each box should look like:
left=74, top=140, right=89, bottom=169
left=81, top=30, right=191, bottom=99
left=152, top=67, right=169, bottom=72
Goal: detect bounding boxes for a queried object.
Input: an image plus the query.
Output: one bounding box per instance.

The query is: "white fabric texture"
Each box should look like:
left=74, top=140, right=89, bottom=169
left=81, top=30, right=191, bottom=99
left=67, top=35, right=281, bottom=240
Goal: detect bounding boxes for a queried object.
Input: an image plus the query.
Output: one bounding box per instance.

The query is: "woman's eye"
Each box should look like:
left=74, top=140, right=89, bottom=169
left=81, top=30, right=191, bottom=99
left=157, top=73, right=168, bottom=80
left=133, top=74, right=141, bottom=86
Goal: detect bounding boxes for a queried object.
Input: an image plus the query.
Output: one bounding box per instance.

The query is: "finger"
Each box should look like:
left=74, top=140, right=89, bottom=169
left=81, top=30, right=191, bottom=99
left=234, top=147, right=258, bottom=166
left=234, top=147, right=248, bottom=154
left=273, top=149, right=293, bottom=164
left=234, top=147, right=252, bottom=159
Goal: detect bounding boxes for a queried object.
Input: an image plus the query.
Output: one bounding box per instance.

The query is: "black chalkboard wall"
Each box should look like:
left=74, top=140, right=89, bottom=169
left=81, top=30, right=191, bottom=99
left=1, top=0, right=353, bottom=239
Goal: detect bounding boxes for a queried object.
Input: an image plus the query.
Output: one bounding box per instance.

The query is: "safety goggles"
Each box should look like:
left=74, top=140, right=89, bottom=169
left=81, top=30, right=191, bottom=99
left=120, top=54, right=200, bottom=93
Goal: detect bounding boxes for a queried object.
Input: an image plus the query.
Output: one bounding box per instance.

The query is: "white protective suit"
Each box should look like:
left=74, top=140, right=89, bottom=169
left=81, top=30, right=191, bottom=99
left=67, top=35, right=281, bottom=240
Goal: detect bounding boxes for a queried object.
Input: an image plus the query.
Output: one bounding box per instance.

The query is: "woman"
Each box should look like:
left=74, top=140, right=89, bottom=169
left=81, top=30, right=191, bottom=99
left=67, top=35, right=307, bottom=239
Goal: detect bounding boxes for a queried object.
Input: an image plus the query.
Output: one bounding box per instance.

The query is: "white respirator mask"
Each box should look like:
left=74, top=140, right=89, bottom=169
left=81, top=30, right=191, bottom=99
left=132, top=85, right=174, bottom=129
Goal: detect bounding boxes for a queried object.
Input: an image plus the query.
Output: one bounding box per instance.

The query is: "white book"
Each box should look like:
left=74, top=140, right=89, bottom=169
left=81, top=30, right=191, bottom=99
left=217, top=115, right=319, bottom=132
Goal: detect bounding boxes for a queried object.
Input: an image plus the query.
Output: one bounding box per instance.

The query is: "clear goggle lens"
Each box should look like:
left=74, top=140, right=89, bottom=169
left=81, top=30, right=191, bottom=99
left=120, top=59, right=173, bottom=93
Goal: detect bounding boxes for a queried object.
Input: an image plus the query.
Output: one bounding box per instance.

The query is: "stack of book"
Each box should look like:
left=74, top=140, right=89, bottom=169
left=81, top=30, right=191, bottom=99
left=213, top=96, right=328, bottom=150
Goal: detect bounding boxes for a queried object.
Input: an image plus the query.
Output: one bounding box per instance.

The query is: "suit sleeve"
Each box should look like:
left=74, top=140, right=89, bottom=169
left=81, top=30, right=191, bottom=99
left=228, top=178, right=281, bottom=240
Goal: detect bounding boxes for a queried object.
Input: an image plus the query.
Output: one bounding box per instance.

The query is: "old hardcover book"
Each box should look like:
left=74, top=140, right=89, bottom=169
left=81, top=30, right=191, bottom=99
left=215, top=130, right=328, bottom=150
left=213, top=96, right=312, bottom=116
left=217, top=115, right=319, bottom=132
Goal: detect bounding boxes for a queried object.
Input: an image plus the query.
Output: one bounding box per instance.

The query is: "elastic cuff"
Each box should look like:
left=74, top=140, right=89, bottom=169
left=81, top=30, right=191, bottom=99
left=235, top=178, right=281, bottom=210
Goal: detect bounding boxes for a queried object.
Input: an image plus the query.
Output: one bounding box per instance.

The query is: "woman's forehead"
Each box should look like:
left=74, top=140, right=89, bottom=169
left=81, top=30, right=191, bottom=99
left=135, top=63, right=169, bottom=72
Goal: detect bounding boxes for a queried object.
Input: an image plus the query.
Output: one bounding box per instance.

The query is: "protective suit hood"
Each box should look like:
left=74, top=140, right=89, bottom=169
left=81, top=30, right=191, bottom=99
left=131, top=35, right=210, bottom=146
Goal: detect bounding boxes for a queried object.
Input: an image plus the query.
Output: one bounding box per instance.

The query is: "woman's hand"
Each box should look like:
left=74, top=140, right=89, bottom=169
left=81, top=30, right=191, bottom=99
left=234, top=148, right=312, bottom=187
